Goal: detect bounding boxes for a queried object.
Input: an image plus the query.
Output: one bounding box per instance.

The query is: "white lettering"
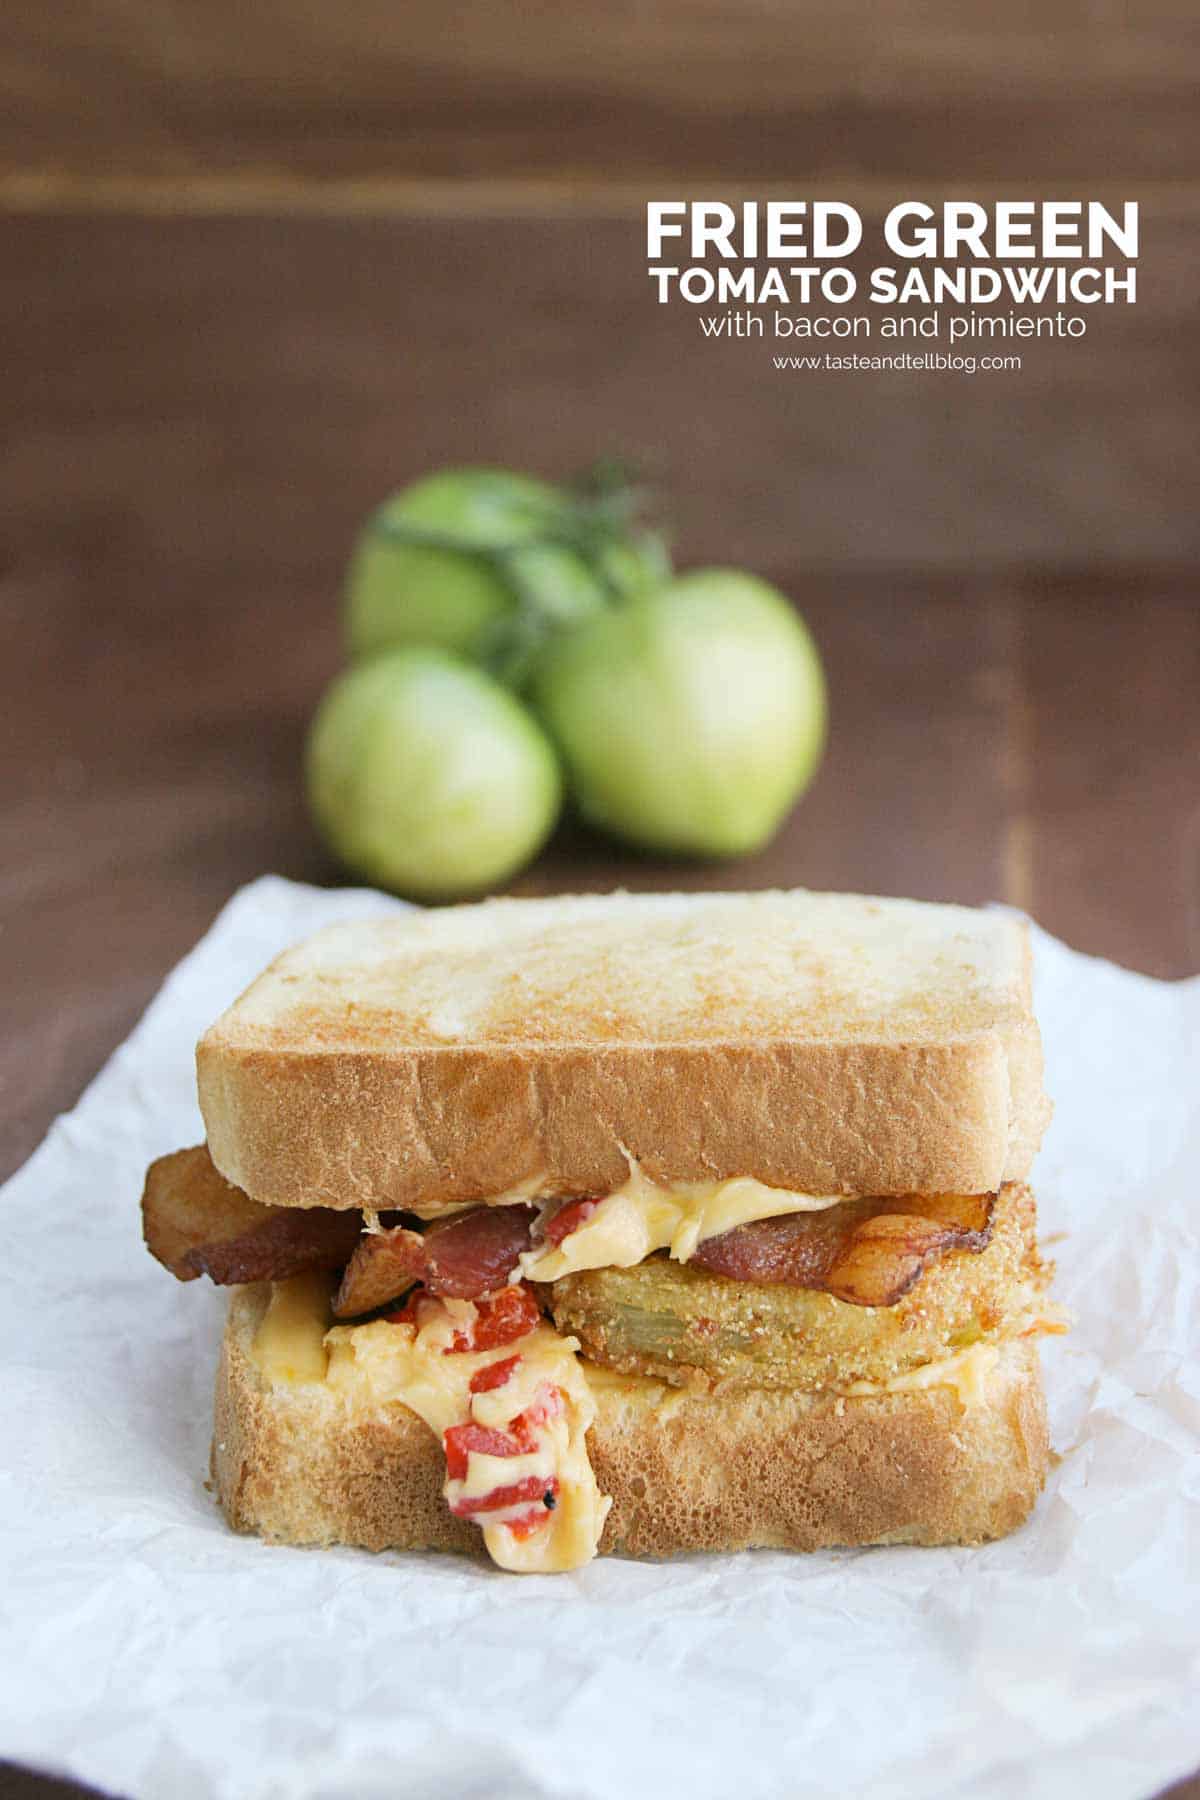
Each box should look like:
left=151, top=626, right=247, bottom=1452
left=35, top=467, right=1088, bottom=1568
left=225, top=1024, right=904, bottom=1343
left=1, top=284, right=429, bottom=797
left=646, top=203, right=686, bottom=259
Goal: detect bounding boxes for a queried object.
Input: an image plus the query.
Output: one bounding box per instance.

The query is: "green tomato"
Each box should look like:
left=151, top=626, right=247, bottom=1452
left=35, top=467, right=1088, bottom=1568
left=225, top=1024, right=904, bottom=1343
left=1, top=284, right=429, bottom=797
left=531, top=570, right=826, bottom=857
left=346, top=468, right=670, bottom=669
left=306, top=648, right=562, bottom=899
left=346, top=469, right=568, bottom=661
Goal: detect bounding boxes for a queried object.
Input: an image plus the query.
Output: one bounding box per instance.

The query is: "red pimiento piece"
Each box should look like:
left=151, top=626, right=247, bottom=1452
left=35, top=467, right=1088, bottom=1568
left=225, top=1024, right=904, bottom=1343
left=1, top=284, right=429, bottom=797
left=381, top=1290, right=427, bottom=1327
left=447, top=1283, right=542, bottom=1353
left=449, top=1475, right=560, bottom=1519
left=510, top=1383, right=566, bottom=1450
left=543, top=1197, right=600, bottom=1247
left=508, top=1505, right=555, bottom=1541
left=469, top=1354, right=522, bottom=1394
left=474, top=1284, right=542, bottom=1348
left=442, top=1421, right=523, bottom=1482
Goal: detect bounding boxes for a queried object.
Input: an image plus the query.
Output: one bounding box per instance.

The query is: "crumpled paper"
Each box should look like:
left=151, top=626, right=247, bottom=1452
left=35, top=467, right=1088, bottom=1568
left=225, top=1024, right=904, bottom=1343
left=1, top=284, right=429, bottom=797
left=1, top=875, right=1197, bottom=1800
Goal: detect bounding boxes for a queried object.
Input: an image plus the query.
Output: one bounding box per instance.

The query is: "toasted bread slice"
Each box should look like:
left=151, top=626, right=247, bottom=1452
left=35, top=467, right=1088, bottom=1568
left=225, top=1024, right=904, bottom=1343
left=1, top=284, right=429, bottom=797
left=213, top=1285, right=1049, bottom=1558
left=198, top=891, right=1050, bottom=1212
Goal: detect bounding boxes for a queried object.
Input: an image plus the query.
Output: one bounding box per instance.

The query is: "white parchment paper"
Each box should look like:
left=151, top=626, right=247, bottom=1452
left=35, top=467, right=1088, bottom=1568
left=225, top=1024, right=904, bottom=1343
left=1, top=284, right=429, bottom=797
left=1, top=876, right=1197, bottom=1800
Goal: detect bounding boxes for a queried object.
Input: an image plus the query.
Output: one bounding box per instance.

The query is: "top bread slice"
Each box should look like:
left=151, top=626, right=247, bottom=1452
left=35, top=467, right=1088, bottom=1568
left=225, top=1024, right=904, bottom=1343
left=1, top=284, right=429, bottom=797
left=197, top=890, right=1050, bottom=1212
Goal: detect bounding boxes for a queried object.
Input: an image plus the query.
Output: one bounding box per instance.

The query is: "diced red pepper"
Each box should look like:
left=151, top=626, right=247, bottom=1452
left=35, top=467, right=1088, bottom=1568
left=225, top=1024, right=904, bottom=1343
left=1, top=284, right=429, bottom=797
left=507, top=1507, right=554, bottom=1541
left=510, top=1383, right=566, bottom=1450
left=381, top=1290, right=427, bottom=1327
left=385, top=1284, right=541, bottom=1352
left=469, top=1354, right=522, bottom=1394
left=449, top=1474, right=560, bottom=1519
left=447, top=1284, right=542, bottom=1353
left=442, top=1421, right=522, bottom=1482
left=543, top=1196, right=601, bottom=1247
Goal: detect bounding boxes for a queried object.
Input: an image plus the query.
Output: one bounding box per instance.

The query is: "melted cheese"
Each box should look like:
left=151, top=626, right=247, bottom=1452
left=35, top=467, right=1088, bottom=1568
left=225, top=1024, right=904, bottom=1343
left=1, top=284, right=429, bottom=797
left=251, top=1270, right=331, bottom=1383
left=373, top=1172, right=552, bottom=1226
left=843, top=1307, right=1069, bottom=1406
left=518, top=1164, right=843, bottom=1283
left=844, top=1342, right=1002, bottom=1405
left=322, top=1307, right=610, bottom=1573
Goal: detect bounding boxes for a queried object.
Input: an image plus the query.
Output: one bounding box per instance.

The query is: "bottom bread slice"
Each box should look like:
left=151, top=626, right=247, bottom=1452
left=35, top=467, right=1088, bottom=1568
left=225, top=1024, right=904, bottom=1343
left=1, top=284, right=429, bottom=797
left=213, top=1286, right=1049, bottom=1558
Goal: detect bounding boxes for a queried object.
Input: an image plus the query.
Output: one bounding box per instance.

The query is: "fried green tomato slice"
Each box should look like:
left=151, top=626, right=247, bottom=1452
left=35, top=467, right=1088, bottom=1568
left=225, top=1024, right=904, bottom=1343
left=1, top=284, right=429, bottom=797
left=544, top=1183, right=1047, bottom=1392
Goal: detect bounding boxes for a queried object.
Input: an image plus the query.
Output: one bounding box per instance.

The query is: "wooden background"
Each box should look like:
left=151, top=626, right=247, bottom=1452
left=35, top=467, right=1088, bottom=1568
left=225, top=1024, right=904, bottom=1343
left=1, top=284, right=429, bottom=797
left=1, top=5, right=1198, bottom=1797
left=2, top=0, right=1199, bottom=195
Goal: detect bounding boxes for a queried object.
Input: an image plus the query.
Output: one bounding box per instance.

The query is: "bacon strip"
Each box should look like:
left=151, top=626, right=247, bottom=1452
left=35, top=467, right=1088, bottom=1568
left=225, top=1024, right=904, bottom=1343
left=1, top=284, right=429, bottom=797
left=142, top=1146, right=362, bottom=1285
left=691, top=1192, right=996, bottom=1307
left=333, top=1204, right=537, bottom=1317
left=145, top=1145, right=998, bottom=1316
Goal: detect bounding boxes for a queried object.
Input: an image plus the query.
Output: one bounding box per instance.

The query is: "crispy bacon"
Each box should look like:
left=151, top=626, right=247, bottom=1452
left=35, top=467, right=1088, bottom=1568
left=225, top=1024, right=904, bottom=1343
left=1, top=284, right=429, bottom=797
left=334, top=1231, right=424, bottom=1317
left=333, top=1205, right=537, bottom=1317
left=335, top=1192, right=996, bottom=1315
left=145, top=1143, right=998, bottom=1317
left=142, top=1146, right=361, bottom=1285
left=543, top=1197, right=600, bottom=1246
left=691, top=1192, right=997, bottom=1307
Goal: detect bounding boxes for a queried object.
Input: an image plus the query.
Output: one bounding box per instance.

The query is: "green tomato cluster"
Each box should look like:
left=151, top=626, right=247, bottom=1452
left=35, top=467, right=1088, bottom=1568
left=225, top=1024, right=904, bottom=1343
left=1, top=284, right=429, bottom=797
left=306, top=467, right=827, bottom=899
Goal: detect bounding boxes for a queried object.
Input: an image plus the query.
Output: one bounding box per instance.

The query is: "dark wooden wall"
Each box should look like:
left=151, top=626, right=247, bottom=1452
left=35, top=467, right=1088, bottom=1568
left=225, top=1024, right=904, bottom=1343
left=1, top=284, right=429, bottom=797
left=3, top=2, right=1197, bottom=566
left=3, top=205, right=1196, bottom=579
left=2, top=1, right=1199, bottom=190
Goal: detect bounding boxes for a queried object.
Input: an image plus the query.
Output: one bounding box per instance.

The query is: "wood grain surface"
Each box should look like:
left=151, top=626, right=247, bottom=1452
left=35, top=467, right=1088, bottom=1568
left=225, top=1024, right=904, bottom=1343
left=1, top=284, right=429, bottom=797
left=1, top=209, right=1196, bottom=577
left=2, top=0, right=1199, bottom=196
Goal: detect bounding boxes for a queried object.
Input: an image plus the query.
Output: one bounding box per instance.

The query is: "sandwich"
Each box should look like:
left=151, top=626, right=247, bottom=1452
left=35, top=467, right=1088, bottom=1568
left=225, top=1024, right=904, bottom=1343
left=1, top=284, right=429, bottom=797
left=142, top=889, right=1064, bottom=1574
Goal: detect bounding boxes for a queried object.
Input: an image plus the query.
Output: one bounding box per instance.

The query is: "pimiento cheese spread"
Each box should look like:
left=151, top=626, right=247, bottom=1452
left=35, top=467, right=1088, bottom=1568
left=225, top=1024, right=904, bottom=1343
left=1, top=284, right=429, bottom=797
left=518, top=1163, right=844, bottom=1282
left=252, top=1275, right=610, bottom=1573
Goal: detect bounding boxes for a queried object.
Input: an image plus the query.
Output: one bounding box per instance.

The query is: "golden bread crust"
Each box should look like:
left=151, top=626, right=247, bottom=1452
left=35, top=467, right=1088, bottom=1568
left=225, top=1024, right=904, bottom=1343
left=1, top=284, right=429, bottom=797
left=212, top=1289, right=1049, bottom=1558
left=199, top=1036, right=1042, bottom=1211
left=197, top=893, right=1050, bottom=1212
